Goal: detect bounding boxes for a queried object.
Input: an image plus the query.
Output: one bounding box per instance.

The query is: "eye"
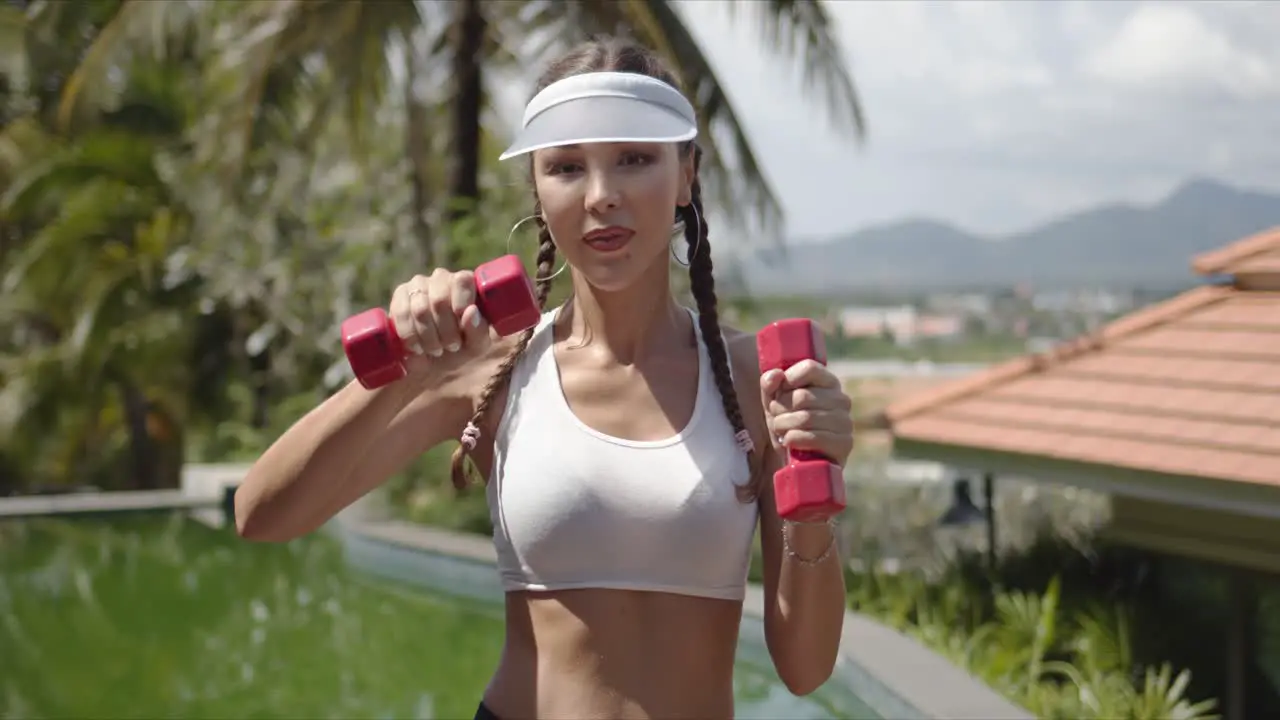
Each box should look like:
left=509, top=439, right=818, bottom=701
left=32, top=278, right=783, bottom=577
left=543, top=161, right=583, bottom=176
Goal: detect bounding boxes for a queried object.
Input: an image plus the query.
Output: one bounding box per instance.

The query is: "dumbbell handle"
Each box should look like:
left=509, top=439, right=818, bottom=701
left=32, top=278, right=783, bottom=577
left=758, top=317, right=834, bottom=450
left=342, top=254, right=539, bottom=390
left=789, top=448, right=832, bottom=463
left=758, top=318, right=846, bottom=523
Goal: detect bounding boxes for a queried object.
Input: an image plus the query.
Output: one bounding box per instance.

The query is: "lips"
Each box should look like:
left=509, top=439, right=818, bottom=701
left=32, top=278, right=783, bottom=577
left=582, top=226, right=634, bottom=253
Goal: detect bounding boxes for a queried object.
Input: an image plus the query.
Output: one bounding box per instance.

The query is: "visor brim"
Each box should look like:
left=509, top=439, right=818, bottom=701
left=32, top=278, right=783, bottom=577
left=499, top=95, right=697, bottom=161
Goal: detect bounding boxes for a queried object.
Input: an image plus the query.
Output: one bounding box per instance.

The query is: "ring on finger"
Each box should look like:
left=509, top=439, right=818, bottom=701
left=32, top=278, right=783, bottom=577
left=401, top=289, right=430, bottom=354
left=407, top=290, right=442, bottom=357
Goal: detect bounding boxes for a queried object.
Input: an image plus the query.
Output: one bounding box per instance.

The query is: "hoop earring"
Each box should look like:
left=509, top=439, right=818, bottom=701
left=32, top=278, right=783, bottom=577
left=671, top=204, right=702, bottom=267
left=507, top=215, right=567, bottom=281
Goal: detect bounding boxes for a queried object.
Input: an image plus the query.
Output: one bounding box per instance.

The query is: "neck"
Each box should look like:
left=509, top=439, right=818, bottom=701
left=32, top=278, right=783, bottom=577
left=562, top=263, right=687, bottom=364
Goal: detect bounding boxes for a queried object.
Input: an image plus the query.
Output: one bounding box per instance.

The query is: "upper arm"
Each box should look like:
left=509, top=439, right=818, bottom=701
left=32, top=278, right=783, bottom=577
left=329, top=336, right=519, bottom=510
left=723, top=327, right=788, bottom=567
left=725, top=328, right=803, bottom=658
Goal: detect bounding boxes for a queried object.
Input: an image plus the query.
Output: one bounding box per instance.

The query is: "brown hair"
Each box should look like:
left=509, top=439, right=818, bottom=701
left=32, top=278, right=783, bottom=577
left=449, top=36, right=760, bottom=502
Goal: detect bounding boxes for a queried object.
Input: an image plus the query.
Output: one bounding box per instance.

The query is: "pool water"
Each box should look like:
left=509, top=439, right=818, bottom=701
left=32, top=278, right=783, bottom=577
left=0, top=513, right=866, bottom=719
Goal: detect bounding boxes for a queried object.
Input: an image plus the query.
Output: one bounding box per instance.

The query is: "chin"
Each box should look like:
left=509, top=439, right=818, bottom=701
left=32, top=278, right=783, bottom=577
left=577, top=264, right=648, bottom=294
left=572, top=245, right=669, bottom=293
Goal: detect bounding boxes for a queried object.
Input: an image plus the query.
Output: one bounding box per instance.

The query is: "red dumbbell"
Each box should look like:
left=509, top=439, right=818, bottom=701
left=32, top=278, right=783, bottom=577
left=757, top=318, right=847, bottom=522
left=341, top=254, right=541, bottom=390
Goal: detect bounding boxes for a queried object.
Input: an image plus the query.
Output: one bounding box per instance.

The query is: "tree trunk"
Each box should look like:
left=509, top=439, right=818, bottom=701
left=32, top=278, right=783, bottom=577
left=402, top=36, right=434, bottom=267
left=447, top=0, right=485, bottom=266
left=249, top=345, right=270, bottom=430
left=119, top=379, right=157, bottom=490
left=151, top=401, right=185, bottom=491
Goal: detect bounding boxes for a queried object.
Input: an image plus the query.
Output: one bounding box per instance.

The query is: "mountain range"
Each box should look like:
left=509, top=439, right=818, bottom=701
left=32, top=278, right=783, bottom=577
left=735, top=178, right=1280, bottom=295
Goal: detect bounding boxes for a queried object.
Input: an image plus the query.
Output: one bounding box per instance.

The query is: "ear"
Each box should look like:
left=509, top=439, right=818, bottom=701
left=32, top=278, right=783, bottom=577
left=677, top=151, right=696, bottom=206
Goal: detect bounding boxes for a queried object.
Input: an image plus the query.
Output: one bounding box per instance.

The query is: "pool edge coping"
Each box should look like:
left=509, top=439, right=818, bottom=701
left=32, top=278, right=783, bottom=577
left=339, top=515, right=1034, bottom=720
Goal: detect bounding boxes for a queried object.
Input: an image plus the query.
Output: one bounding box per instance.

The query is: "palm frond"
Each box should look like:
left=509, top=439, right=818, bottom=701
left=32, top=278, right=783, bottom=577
left=625, top=1, right=787, bottom=238
left=203, top=0, right=423, bottom=173
left=728, top=0, right=866, bottom=139
left=54, top=0, right=202, bottom=132
left=0, top=4, right=28, bottom=95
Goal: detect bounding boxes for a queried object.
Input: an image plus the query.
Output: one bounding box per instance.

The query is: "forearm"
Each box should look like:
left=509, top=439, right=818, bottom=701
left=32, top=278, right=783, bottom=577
left=767, top=520, right=846, bottom=695
left=234, top=378, right=423, bottom=541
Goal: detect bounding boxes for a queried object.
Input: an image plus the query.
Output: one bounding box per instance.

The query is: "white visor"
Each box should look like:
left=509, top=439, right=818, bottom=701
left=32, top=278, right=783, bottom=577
left=499, top=71, right=698, bottom=161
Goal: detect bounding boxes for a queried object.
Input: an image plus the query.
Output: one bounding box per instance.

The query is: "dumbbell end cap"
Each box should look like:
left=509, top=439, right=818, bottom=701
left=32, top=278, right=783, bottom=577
left=775, top=460, right=846, bottom=522
left=476, top=254, right=542, bottom=337
left=342, top=308, right=407, bottom=389
left=757, top=318, right=827, bottom=374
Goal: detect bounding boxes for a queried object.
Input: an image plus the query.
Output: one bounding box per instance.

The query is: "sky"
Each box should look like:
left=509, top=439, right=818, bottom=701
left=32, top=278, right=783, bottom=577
left=485, top=1, right=1280, bottom=245
left=665, top=0, right=1280, bottom=241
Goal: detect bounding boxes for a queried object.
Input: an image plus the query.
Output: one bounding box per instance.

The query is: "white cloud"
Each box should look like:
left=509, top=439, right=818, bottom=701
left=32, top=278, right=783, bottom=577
left=669, top=0, right=1280, bottom=242
left=1082, top=3, right=1278, bottom=99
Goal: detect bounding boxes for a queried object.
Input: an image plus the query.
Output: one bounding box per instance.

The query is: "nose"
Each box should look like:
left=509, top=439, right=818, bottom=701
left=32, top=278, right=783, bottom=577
left=583, top=166, right=621, bottom=214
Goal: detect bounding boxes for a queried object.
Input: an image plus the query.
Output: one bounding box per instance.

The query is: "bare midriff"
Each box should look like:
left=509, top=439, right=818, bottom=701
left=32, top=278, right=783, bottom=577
left=482, top=587, right=744, bottom=719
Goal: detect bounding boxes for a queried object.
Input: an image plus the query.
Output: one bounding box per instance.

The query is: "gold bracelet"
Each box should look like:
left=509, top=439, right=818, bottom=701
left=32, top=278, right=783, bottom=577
left=781, top=517, right=838, bottom=566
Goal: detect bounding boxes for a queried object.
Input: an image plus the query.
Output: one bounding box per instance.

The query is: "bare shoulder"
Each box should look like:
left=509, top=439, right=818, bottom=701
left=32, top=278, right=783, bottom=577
left=721, top=324, right=763, bottom=385
left=719, top=324, right=785, bottom=499
left=720, top=324, right=768, bottom=432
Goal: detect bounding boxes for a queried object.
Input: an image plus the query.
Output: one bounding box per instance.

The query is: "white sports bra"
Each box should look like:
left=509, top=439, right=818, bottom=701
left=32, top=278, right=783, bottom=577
left=485, top=307, right=760, bottom=601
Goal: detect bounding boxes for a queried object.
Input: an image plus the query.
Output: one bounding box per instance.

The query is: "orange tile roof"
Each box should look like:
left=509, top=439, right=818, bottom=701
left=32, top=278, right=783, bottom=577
left=1192, top=226, right=1280, bottom=276
left=877, top=228, right=1280, bottom=488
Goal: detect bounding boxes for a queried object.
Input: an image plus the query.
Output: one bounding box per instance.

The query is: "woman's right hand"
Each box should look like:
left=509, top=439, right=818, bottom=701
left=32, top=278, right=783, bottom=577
left=389, top=268, right=493, bottom=373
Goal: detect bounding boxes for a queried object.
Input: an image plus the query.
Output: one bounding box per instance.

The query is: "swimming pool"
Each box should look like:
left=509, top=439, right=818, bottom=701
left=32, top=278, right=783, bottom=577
left=0, top=513, right=875, bottom=718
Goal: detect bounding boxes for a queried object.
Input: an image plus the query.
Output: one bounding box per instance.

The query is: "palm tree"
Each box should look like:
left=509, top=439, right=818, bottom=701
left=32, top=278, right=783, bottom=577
left=0, top=59, right=202, bottom=490
left=52, top=0, right=865, bottom=253
left=0, top=0, right=868, bottom=492
left=0, top=3, right=215, bottom=491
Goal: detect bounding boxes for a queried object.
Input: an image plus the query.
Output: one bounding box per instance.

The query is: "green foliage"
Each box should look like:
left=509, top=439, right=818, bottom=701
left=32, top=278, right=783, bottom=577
left=839, top=540, right=1223, bottom=720
left=825, top=332, right=1028, bottom=363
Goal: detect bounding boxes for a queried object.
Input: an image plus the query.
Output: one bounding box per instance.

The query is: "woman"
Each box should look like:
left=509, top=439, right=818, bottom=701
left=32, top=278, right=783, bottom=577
left=235, top=37, right=855, bottom=720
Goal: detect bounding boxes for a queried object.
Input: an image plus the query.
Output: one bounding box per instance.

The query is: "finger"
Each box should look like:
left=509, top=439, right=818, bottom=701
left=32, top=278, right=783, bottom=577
left=777, top=428, right=849, bottom=459
left=409, top=287, right=444, bottom=358
left=769, top=409, right=854, bottom=435
left=428, top=272, right=462, bottom=353
left=782, top=359, right=841, bottom=390
left=769, top=387, right=852, bottom=416
left=449, top=271, right=484, bottom=351
left=391, top=280, right=424, bottom=355
left=768, top=387, right=819, bottom=414
left=458, top=303, right=491, bottom=350
left=759, top=368, right=786, bottom=403
left=451, top=271, right=476, bottom=316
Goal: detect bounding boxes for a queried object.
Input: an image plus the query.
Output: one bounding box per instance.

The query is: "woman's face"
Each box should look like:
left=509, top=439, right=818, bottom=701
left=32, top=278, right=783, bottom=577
left=532, top=141, right=694, bottom=293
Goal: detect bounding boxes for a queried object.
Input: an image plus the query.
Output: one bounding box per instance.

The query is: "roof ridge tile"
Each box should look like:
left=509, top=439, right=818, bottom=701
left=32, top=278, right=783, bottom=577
left=1192, top=226, right=1280, bottom=276
left=877, top=284, right=1232, bottom=426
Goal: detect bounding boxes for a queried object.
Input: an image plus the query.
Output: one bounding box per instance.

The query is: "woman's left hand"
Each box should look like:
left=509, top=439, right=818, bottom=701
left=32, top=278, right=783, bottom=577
left=760, top=360, right=855, bottom=466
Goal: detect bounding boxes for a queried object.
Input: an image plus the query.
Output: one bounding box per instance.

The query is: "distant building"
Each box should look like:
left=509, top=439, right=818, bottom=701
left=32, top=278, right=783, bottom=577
left=838, top=306, right=964, bottom=344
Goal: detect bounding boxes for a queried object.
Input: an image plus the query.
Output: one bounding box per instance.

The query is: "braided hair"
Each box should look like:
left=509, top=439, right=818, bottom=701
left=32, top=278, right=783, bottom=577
left=677, top=144, right=759, bottom=502
left=449, top=200, right=557, bottom=489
